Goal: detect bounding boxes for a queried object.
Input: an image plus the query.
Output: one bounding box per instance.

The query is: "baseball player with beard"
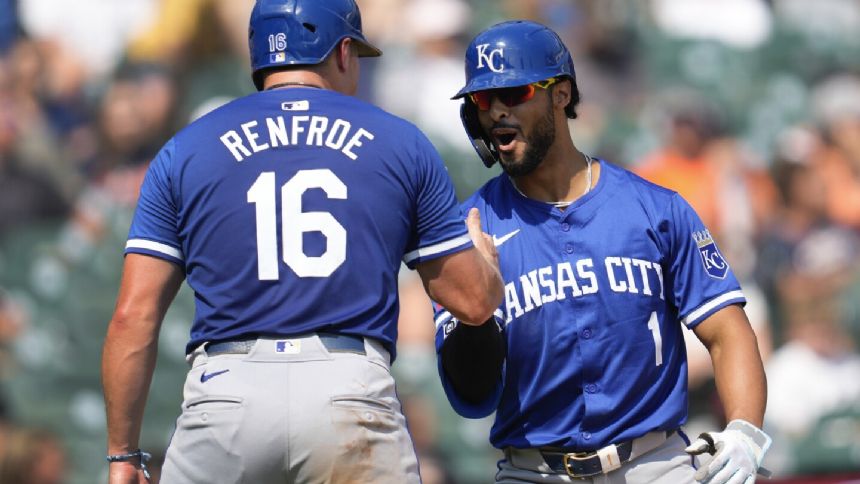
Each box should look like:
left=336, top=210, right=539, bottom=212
left=434, top=20, right=772, bottom=484
left=101, top=1, right=503, bottom=483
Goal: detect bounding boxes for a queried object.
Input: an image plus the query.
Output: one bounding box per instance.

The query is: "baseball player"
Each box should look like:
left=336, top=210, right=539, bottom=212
left=434, top=20, right=771, bottom=484
left=101, top=1, right=503, bottom=483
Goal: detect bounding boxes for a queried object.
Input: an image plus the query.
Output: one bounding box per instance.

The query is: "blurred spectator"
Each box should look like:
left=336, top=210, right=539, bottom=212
left=756, top=156, right=860, bottom=341
left=1, top=37, right=79, bottom=200
left=83, top=63, right=177, bottom=194
left=634, top=89, right=724, bottom=229
left=0, top=426, right=68, bottom=484
left=0, top=90, right=68, bottom=237
left=810, top=74, right=860, bottom=230
left=766, top=299, right=860, bottom=438
left=764, top=298, right=860, bottom=476
left=562, top=1, right=641, bottom=103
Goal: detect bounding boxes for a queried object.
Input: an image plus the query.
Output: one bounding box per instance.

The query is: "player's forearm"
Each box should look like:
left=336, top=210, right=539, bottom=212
left=418, top=248, right=504, bottom=325
left=473, top=262, right=504, bottom=323
left=709, top=327, right=767, bottom=427
left=102, top=315, right=160, bottom=454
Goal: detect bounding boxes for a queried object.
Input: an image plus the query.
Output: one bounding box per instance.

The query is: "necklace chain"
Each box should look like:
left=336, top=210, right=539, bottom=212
left=510, top=152, right=593, bottom=209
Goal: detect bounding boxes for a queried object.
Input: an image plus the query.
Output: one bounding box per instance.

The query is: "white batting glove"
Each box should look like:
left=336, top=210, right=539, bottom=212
left=685, top=419, right=772, bottom=484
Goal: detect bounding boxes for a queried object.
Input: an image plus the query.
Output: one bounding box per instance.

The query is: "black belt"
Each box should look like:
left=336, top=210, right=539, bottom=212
left=539, top=430, right=675, bottom=478
left=206, top=333, right=366, bottom=356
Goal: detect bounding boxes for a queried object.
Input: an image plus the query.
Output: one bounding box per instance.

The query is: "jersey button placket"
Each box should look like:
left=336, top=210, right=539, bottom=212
left=560, top=219, right=573, bottom=254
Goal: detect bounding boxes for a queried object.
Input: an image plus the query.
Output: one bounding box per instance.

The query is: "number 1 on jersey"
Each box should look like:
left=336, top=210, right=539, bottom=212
left=247, top=169, right=347, bottom=280
left=647, top=311, right=663, bottom=366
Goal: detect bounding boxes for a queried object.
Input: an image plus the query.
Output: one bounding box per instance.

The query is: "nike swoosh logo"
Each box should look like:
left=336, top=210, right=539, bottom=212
left=200, top=369, right=230, bottom=383
left=492, top=229, right=520, bottom=247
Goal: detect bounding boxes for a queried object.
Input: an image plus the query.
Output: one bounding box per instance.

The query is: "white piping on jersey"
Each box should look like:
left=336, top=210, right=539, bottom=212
left=435, top=310, right=452, bottom=329
left=681, top=290, right=745, bottom=327
left=435, top=307, right=505, bottom=330
left=403, top=234, right=471, bottom=265
left=126, top=239, right=184, bottom=260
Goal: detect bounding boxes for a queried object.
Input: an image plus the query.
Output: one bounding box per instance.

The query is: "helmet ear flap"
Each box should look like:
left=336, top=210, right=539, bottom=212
left=460, top=102, right=498, bottom=168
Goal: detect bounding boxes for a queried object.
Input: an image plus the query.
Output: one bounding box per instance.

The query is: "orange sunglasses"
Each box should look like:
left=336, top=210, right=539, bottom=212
left=468, top=77, right=561, bottom=111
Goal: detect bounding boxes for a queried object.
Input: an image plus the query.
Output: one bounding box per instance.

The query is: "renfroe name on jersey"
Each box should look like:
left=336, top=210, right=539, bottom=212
left=219, top=114, right=375, bottom=162
left=501, top=256, right=664, bottom=323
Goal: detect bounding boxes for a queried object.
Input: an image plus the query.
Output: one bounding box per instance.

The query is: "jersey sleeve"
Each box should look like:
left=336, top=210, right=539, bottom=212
left=663, top=193, right=745, bottom=328
left=125, top=139, right=184, bottom=266
left=402, top=135, right=472, bottom=268
left=433, top=302, right=505, bottom=418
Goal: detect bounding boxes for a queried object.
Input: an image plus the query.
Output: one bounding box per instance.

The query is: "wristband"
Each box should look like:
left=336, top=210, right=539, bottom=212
left=106, top=449, right=152, bottom=482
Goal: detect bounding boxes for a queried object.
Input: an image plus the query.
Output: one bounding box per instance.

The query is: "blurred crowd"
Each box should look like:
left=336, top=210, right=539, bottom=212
left=1, top=0, right=859, bottom=483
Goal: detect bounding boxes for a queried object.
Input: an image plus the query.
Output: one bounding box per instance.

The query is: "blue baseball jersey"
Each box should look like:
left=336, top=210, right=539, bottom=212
left=126, top=87, right=471, bottom=357
left=434, top=160, right=745, bottom=450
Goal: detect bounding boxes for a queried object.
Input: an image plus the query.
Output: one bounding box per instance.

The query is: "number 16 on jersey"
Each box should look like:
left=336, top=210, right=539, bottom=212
left=247, top=169, right=348, bottom=280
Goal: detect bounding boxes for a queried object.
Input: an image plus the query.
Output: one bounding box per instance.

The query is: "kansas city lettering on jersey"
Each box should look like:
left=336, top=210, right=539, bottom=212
left=219, top=115, right=375, bottom=162
left=502, top=257, right=663, bottom=322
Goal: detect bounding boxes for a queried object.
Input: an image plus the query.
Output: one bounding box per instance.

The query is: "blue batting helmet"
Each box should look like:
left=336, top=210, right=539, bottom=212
left=453, top=20, right=575, bottom=99
left=454, top=20, right=577, bottom=168
left=248, top=0, right=382, bottom=90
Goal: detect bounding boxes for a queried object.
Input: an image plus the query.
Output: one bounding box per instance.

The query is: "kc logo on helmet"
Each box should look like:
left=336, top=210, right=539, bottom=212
left=476, top=44, right=505, bottom=72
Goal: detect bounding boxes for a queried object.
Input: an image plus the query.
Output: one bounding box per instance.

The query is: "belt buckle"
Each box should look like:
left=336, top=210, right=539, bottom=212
left=562, top=451, right=601, bottom=479
left=561, top=444, right=622, bottom=478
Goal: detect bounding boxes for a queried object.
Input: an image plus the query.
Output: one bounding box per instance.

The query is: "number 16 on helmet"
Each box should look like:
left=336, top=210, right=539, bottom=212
left=248, top=0, right=382, bottom=90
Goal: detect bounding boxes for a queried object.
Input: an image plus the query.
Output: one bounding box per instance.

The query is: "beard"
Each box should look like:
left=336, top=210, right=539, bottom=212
left=499, top=97, right=556, bottom=178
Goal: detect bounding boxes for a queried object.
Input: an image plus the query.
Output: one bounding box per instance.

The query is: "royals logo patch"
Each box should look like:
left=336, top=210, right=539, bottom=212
left=693, top=229, right=728, bottom=279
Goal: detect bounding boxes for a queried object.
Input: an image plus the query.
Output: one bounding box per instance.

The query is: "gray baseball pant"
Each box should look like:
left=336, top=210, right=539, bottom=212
left=159, top=334, right=420, bottom=484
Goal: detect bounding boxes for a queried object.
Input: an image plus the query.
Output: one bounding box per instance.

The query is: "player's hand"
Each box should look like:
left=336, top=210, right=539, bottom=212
left=108, top=461, right=150, bottom=484
left=684, top=420, right=772, bottom=484
left=466, top=208, right=499, bottom=269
